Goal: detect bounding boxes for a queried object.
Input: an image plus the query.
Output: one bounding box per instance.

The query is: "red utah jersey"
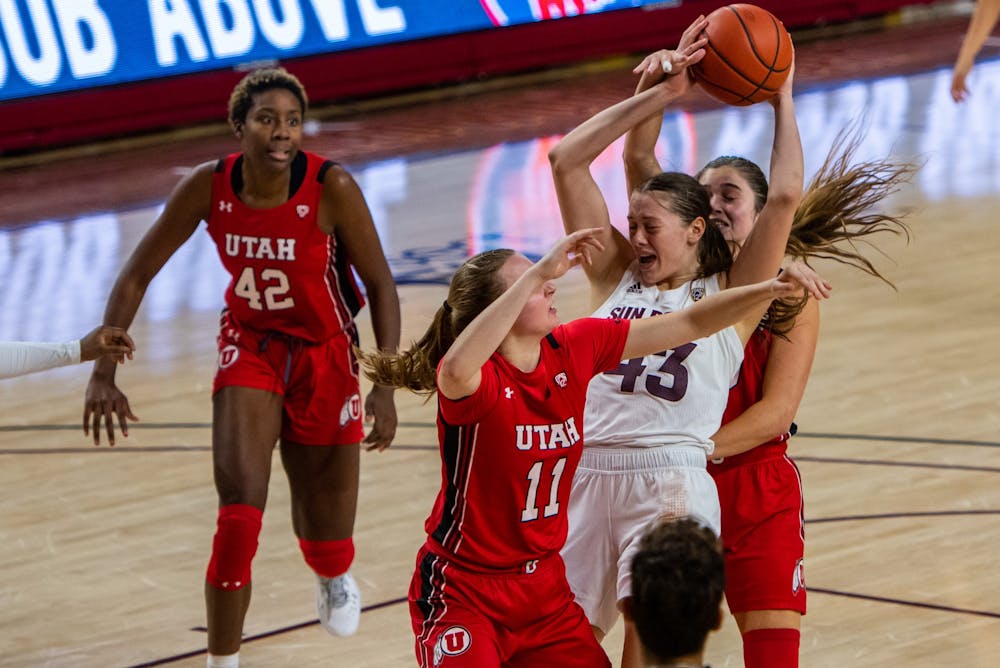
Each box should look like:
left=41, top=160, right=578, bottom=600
left=713, top=325, right=791, bottom=470
left=206, top=151, right=364, bottom=342
left=426, top=317, right=629, bottom=571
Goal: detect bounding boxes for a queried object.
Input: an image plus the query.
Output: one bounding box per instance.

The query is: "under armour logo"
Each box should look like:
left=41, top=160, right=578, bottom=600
left=219, top=200, right=232, bottom=213
left=504, top=387, right=513, bottom=399
left=296, top=204, right=310, bottom=218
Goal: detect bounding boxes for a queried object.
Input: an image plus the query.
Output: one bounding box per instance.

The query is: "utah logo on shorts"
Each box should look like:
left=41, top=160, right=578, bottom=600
left=792, top=558, right=805, bottom=593
left=433, top=626, right=472, bottom=665
left=218, top=344, right=239, bottom=369
left=339, top=393, right=362, bottom=426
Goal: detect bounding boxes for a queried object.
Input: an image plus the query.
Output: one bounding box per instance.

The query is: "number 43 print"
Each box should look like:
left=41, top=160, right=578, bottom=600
left=605, top=342, right=697, bottom=401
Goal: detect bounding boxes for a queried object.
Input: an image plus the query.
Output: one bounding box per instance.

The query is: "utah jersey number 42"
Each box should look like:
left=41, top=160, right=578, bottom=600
left=234, top=266, right=295, bottom=310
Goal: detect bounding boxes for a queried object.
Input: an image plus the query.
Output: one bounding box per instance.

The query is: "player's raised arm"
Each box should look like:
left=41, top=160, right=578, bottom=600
left=438, top=229, right=604, bottom=400
left=727, top=58, right=803, bottom=290
left=624, top=16, right=709, bottom=192
left=548, top=83, right=688, bottom=304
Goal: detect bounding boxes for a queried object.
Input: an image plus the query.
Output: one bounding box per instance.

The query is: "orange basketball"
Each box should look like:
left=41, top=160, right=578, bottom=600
left=690, top=4, right=792, bottom=106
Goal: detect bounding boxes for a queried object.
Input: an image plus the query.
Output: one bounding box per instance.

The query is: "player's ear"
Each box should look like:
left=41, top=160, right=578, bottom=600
left=688, top=216, right=707, bottom=243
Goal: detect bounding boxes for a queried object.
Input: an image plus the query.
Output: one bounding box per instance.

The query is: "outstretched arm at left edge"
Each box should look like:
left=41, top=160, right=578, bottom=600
left=1, top=326, right=135, bottom=380
left=1, top=340, right=81, bottom=379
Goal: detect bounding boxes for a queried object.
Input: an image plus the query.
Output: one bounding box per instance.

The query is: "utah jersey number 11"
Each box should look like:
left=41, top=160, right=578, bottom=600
left=521, top=457, right=567, bottom=522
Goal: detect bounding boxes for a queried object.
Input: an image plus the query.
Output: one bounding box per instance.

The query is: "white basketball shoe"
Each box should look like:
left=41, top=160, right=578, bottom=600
left=317, top=572, right=361, bottom=637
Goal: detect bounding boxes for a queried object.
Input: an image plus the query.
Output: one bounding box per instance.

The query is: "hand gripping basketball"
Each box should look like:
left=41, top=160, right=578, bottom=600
left=690, top=4, right=793, bottom=106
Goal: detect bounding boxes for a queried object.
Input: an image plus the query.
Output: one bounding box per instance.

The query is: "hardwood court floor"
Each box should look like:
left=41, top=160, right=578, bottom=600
left=1, top=11, right=998, bottom=668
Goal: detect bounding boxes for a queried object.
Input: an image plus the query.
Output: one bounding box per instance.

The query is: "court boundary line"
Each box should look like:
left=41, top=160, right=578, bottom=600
left=123, top=582, right=1000, bottom=667
left=3, top=424, right=999, bottom=449
left=124, top=597, right=407, bottom=668
left=794, top=455, right=1000, bottom=474
left=0, top=444, right=435, bottom=455
left=808, top=509, right=1000, bottom=523
left=794, top=432, right=1000, bottom=448
left=810, top=587, right=1000, bottom=620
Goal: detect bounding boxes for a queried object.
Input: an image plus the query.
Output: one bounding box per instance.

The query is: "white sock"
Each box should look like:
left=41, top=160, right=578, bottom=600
left=207, top=652, right=239, bottom=668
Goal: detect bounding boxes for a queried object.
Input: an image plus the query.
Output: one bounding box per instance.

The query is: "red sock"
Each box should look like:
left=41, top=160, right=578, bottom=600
left=743, top=628, right=799, bottom=668
left=299, top=537, right=354, bottom=578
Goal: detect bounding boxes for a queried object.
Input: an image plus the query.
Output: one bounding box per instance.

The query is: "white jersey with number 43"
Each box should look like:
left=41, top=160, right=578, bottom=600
left=583, top=264, right=743, bottom=453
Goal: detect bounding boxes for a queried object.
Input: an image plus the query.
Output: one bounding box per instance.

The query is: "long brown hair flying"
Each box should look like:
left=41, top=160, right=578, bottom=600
left=357, top=249, right=515, bottom=395
left=706, top=128, right=917, bottom=334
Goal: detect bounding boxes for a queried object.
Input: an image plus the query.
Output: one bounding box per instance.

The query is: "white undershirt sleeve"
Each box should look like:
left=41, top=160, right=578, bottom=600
left=0, top=340, right=82, bottom=379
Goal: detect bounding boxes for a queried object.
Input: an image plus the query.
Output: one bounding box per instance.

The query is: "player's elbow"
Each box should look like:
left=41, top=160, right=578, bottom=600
left=762, top=399, right=798, bottom=437
left=117, top=268, right=153, bottom=300
left=436, top=356, right=470, bottom=392
left=774, top=407, right=798, bottom=435
left=547, top=144, right=567, bottom=173
left=767, top=183, right=803, bottom=210
left=364, top=274, right=400, bottom=304
left=548, top=142, right=584, bottom=176
left=622, top=147, right=652, bottom=172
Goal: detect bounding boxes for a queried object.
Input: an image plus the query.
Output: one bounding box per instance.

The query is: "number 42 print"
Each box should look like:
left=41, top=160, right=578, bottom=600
left=234, top=266, right=295, bottom=311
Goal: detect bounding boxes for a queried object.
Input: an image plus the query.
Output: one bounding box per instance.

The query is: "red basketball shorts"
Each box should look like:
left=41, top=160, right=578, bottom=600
left=213, top=312, right=363, bottom=446
left=409, top=547, right=610, bottom=668
left=711, top=452, right=806, bottom=614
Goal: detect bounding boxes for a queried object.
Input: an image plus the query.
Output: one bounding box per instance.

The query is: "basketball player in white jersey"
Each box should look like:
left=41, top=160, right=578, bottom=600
left=548, top=18, right=807, bottom=667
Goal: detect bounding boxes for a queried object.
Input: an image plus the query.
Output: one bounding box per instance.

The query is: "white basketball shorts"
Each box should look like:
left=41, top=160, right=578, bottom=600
left=561, top=445, right=720, bottom=634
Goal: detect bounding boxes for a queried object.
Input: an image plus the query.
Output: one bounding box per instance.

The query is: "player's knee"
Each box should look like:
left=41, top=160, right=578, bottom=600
left=299, top=537, right=355, bottom=578
left=206, top=504, right=264, bottom=591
